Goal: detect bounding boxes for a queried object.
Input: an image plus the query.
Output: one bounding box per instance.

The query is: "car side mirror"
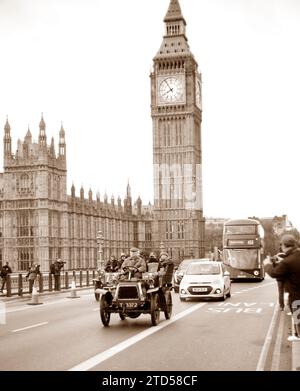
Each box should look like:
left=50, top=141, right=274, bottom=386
left=224, top=271, right=230, bottom=277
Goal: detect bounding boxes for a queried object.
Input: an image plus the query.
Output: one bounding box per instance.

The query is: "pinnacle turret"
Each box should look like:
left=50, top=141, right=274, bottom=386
left=38, top=114, right=47, bottom=146
left=3, top=117, right=12, bottom=158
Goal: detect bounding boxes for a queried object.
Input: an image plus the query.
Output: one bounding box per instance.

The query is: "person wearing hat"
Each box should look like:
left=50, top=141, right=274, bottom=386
left=121, top=247, right=146, bottom=278
left=159, top=251, right=174, bottom=284
left=119, top=253, right=127, bottom=269
left=146, top=252, right=159, bottom=273
left=264, top=234, right=300, bottom=340
left=105, top=255, right=120, bottom=272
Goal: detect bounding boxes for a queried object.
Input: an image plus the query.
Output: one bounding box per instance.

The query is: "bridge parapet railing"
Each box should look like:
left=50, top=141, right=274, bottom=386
left=1, top=270, right=97, bottom=297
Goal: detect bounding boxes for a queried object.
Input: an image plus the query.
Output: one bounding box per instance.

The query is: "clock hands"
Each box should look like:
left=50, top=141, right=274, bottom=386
left=161, top=87, right=174, bottom=96
left=164, top=79, right=172, bottom=90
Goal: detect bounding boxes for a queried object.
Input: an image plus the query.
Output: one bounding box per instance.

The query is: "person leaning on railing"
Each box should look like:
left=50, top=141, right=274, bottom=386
left=263, top=234, right=300, bottom=341
left=26, top=264, right=41, bottom=293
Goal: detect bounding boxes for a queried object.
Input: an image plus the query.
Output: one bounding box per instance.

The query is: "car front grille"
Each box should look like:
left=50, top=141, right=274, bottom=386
left=117, top=286, right=139, bottom=299
left=187, top=286, right=213, bottom=295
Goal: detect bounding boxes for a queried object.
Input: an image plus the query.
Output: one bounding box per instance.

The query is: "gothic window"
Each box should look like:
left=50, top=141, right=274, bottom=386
left=133, top=222, right=138, bottom=243
left=177, top=221, right=185, bottom=239
left=17, top=248, right=33, bottom=271
left=48, top=174, right=52, bottom=198
left=56, top=176, right=60, bottom=200
left=166, top=221, right=174, bottom=240
left=16, top=174, right=31, bottom=194
left=145, top=222, right=152, bottom=242
left=20, top=174, right=29, bottom=191
left=17, top=210, right=33, bottom=237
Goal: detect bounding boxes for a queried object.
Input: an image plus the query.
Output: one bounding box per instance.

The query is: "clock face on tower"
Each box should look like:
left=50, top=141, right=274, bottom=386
left=158, top=75, right=185, bottom=105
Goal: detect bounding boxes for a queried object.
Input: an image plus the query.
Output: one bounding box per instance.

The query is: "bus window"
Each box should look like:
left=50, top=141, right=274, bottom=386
left=225, top=225, right=256, bottom=235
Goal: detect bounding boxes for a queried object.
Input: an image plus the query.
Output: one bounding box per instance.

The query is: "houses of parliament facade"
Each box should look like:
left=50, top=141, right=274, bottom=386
left=0, top=0, right=205, bottom=272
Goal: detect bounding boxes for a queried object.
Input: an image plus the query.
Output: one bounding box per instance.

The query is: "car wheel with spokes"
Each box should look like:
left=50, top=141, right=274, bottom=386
left=150, top=292, right=160, bottom=326
left=100, top=295, right=111, bottom=326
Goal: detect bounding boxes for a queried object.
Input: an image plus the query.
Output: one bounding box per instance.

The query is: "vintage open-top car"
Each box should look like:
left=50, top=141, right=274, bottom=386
left=95, top=262, right=174, bottom=326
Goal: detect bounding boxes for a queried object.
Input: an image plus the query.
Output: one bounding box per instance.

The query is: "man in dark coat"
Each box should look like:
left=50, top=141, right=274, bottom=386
left=53, top=259, right=64, bottom=291
left=121, top=247, right=146, bottom=278
left=0, top=262, right=12, bottom=292
left=105, top=256, right=120, bottom=272
left=264, top=234, right=300, bottom=340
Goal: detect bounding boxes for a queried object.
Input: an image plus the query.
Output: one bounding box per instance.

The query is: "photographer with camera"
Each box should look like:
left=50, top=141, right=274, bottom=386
left=52, top=259, right=66, bottom=291
left=268, top=250, right=286, bottom=311
left=264, top=234, right=300, bottom=341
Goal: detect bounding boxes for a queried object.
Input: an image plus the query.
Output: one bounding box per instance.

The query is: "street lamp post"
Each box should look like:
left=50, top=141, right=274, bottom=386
left=97, top=230, right=104, bottom=271
left=159, top=241, right=165, bottom=254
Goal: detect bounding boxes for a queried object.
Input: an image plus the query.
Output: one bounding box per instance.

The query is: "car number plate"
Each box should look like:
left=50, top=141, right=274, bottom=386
left=126, top=303, right=138, bottom=308
left=192, top=287, right=207, bottom=292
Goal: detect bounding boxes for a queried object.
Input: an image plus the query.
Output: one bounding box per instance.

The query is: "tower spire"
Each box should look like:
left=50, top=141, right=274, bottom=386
left=50, top=137, right=56, bottom=157
left=39, top=113, right=47, bottom=146
left=155, top=0, right=189, bottom=58
left=3, top=117, right=12, bottom=159
left=126, top=180, right=132, bottom=198
left=164, top=0, right=185, bottom=24
left=59, top=122, right=66, bottom=158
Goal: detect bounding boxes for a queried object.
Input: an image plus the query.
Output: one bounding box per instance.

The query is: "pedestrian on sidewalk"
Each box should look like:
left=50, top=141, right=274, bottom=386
left=52, top=259, right=65, bottom=291
left=0, top=262, right=12, bottom=293
left=26, top=264, right=41, bottom=293
left=264, top=234, right=300, bottom=340
left=269, top=249, right=287, bottom=311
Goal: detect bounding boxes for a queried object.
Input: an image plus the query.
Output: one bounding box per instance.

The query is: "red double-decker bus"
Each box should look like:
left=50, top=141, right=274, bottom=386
left=222, top=218, right=265, bottom=281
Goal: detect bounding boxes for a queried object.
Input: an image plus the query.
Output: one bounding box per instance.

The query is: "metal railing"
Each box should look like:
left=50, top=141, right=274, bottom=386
left=1, top=270, right=97, bottom=297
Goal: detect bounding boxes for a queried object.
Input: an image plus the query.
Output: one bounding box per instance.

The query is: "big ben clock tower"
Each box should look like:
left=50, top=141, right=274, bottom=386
left=151, top=0, right=205, bottom=259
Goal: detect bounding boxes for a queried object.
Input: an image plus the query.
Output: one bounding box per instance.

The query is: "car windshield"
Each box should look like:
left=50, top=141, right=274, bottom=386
left=186, top=263, right=220, bottom=275
left=178, top=262, right=192, bottom=271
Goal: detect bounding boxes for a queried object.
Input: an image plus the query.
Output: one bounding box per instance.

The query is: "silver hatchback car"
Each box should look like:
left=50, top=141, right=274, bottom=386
left=179, top=259, right=231, bottom=301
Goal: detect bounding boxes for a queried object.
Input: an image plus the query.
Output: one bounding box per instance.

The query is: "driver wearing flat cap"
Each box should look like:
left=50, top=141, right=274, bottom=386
left=121, top=247, right=146, bottom=278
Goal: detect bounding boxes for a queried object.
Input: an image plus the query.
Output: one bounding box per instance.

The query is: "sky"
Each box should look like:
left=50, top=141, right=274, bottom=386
left=0, top=0, right=300, bottom=229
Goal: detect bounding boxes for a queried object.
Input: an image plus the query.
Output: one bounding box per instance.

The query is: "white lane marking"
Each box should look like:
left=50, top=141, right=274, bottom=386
left=256, top=304, right=279, bottom=371
left=12, top=322, right=48, bottom=333
left=69, top=302, right=206, bottom=371
left=271, top=311, right=285, bottom=371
